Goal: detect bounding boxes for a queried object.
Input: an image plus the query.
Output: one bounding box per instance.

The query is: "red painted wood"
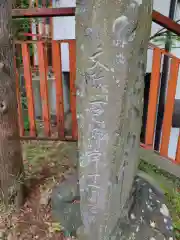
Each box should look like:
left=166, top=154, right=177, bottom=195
left=69, top=40, right=77, bottom=140
left=21, top=43, right=36, bottom=137
left=37, top=41, right=51, bottom=136
left=145, top=48, right=162, bottom=146
left=160, top=58, right=179, bottom=157
left=14, top=58, right=24, bottom=137
left=152, top=10, right=180, bottom=36
left=52, top=41, right=65, bottom=138
left=12, top=7, right=75, bottom=18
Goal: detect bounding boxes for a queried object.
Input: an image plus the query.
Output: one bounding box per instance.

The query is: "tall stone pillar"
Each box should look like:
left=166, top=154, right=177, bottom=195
left=76, top=0, right=153, bottom=239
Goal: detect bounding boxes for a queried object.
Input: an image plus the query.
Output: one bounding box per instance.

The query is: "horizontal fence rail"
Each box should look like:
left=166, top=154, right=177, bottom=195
left=15, top=40, right=180, bottom=165
left=152, top=10, right=180, bottom=36
left=12, top=7, right=180, bottom=36
left=12, top=7, right=75, bottom=18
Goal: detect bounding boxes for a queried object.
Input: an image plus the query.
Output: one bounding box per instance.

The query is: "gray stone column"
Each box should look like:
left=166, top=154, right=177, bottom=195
left=76, top=0, right=153, bottom=239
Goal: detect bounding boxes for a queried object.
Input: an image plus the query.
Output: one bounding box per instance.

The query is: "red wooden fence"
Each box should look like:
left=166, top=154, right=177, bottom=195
left=15, top=40, right=180, bottom=164
left=146, top=44, right=180, bottom=164
left=15, top=39, right=77, bottom=141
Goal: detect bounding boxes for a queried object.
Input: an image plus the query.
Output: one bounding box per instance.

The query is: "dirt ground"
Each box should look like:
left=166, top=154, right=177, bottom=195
left=0, top=141, right=78, bottom=240
left=0, top=140, right=179, bottom=239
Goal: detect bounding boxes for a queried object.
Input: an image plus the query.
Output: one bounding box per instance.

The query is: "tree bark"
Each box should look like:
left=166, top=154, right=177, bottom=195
left=76, top=0, right=153, bottom=239
left=0, top=0, right=24, bottom=211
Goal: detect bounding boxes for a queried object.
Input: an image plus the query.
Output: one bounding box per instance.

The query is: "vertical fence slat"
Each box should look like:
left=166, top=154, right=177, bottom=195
left=145, top=48, right=162, bottom=146
left=22, top=43, right=36, bottom=137
left=37, top=42, right=51, bottom=136
left=44, top=43, right=49, bottom=76
left=43, top=18, right=46, bottom=36
left=69, top=40, right=77, bottom=140
left=52, top=41, right=65, bottom=138
left=14, top=57, right=24, bottom=137
left=160, top=58, right=179, bottom=157
left=175, top=133, right=180, bottom=163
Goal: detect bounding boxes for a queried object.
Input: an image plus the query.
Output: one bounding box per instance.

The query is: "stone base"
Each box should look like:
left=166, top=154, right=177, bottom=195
left=51, top=172, right=174, bottom=239
left=109, top=174, right=174, bottom=240
left=51, top=172, right=82, bottom=236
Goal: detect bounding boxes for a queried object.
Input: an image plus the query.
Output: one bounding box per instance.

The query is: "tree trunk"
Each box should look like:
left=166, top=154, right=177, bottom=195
left=76, top=0, right=153, bottom=239
left=0, top=0, right=24, bottom=211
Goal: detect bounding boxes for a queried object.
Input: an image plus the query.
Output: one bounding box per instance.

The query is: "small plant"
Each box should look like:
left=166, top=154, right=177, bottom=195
left=150, top=19, right=180, bottom=49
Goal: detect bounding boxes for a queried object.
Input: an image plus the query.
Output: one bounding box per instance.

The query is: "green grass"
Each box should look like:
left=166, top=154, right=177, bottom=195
left=139, top=161, right=180, bottom=239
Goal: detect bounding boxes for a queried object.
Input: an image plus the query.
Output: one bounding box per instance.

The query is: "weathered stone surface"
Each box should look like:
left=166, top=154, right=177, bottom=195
left=51, top=172, right=82, bottom=234
left=110, top=175, right=175, bottom=240
left=76, top=0, right=153, bottom=239
left=52, top=172, right=174, bottom=239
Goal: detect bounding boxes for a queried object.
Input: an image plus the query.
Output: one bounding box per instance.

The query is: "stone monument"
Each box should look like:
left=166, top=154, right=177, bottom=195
left=52, top=1, right=175, bottom=239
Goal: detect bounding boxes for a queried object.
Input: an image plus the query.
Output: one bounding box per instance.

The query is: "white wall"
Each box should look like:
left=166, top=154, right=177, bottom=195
left=52, top=0, right=171, bottom=73
left=53, top=0, right=171, bottom=73
left=52, top=0, right=76, bottom=72
left=51, top=0, right=180, bottom=158
left=146, top=0, right=171, bottom=72
left=52, top=0, right=76, bottom=7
